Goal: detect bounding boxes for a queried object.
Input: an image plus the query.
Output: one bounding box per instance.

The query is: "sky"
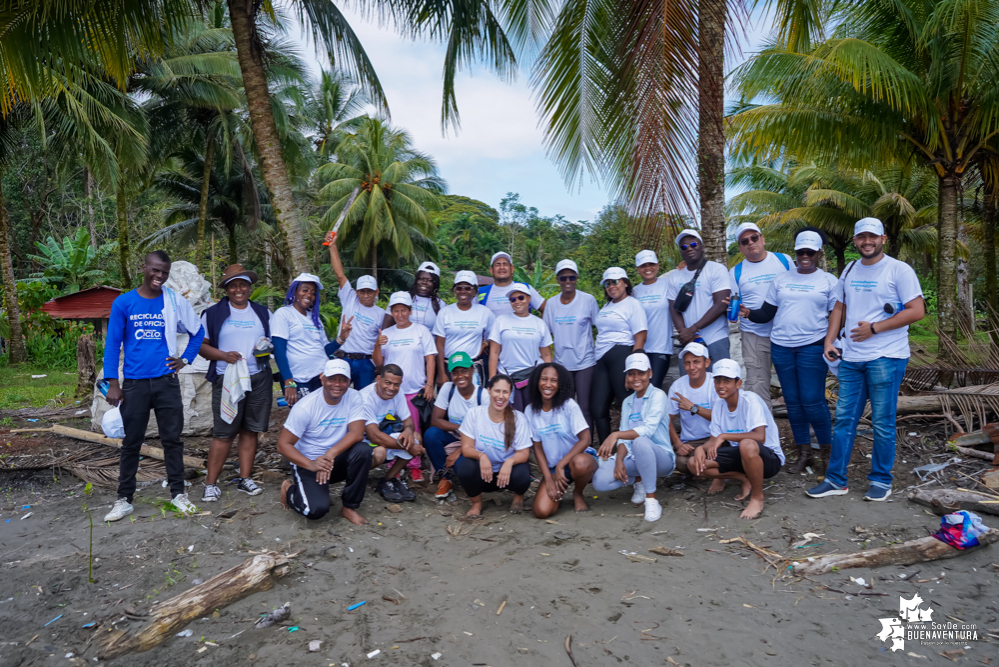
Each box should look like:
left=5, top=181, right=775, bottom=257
left=297, top=8, right=774, bottom=224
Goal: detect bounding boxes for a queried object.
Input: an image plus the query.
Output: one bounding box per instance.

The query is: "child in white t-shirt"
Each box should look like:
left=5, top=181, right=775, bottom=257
left=667, top=343, right=718, bottom=474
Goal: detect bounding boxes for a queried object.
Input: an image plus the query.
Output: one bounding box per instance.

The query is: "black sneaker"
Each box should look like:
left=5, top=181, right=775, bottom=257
left=378, top=478, right=405, bottom=503
left=391, top=476, right=417, bottom=502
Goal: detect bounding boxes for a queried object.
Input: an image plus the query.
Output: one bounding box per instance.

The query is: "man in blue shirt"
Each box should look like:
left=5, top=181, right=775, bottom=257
left=102, top=250, right=206, bottom=522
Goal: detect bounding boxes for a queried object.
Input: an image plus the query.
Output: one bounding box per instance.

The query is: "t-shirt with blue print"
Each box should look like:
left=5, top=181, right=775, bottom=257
left=283, top=387, right=366, bottom=460
left=459, top=406, right=533, bottom=471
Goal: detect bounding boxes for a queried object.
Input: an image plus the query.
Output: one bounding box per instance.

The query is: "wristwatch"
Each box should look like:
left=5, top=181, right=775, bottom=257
left=690, top=405, right=700, bottom=416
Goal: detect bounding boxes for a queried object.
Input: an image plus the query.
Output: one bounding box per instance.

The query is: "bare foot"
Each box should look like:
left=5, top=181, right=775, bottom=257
left=509, top=498, right=524, bottom=514
left=740, top=498, right=764, bottom=520
left=734, top=479, right=753, bottom=501
left=573, top=492, right=589, bottom=513
left=707, top=479, right=726, bottom=495
left=279, top=479, right=292, bottom=510
left=340, top=507, right=367, bottom=525
left=466, top=501, right=483, bottom=518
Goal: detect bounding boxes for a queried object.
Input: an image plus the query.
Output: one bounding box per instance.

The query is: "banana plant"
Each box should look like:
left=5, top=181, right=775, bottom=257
left=27, top=228, right=106, bottom=293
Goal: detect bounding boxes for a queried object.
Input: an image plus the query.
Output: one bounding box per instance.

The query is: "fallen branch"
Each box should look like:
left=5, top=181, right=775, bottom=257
left=908, top=488, right=999, bottom=516
left=950, top=445, right=995, bottom=461
left=792, top=531, right=998, bottom=576
left=97, top=552, right=292, bottom=659
left=10, top=424, right=205, bottom=468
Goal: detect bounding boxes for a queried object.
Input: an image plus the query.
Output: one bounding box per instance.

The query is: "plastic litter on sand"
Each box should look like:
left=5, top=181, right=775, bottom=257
left=176, top=629, right=193, bottom=637
left=367, top=649, right=381, bottom=658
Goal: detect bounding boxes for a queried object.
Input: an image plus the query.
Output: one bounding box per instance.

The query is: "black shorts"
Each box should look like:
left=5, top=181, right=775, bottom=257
left=714, top=444, right=782, bottom=479
left=211, top=368, right=274, bottom=438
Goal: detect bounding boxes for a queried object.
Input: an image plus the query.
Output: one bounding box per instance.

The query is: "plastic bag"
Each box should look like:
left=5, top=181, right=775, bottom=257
left=101, top=406, right=125, bottom=439
left=932, top=510, right=989, bottom=549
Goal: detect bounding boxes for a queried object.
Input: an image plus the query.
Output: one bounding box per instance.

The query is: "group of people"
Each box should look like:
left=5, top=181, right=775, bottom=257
left=99, top=216, right=925, bottom=526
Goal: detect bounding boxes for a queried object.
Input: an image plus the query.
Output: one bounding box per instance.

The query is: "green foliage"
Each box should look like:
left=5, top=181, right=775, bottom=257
left=21, top=314, right=102, bottom=368
left=27, top=228, right=106, bottom=293
left=0, top=364, right=78, bottom=408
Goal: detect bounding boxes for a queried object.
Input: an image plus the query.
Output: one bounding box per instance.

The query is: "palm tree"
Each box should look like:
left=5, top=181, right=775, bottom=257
left=0, top=112, right=27, bottom=363
left=309, top=70, right=368, bottom=161
left=316, top=117, right=445, bottom=281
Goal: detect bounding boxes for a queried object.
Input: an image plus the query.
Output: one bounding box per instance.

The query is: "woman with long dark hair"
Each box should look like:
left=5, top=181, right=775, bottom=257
left=456, top=374, right=533, bottom=517
left=524, top=362, right=597, bottom=517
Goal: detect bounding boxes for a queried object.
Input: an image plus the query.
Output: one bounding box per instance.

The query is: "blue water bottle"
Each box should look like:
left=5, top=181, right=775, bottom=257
left=97, top=379, right=110, bottom=397
left=727, top=293, right=742, bottom=322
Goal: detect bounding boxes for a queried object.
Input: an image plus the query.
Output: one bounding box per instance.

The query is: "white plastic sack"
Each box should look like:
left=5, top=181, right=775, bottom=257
left=102, top=406, right=125, bottom=439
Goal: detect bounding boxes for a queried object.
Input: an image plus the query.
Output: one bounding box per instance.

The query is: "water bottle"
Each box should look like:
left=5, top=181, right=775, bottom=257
left=883, top=302, right=905, bottom=315
left=97, top=379, right=110, bottom=397
left=694, top=335, right=706, bottom=345
left=277, top=397, right=288, bottom=407
left=727, top=293, right=742, bottom=322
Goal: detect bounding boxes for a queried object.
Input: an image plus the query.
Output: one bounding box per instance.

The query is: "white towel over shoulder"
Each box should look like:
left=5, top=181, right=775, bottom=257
left=220, top=358, right=252, bottom=424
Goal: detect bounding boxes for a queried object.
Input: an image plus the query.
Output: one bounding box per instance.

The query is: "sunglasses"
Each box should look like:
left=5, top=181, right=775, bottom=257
left=680, top=241, right=699, bottom=251
left=739, top=234, right=761, bottom=246
left=795, top=248, right=817, bottom=257
left=454, top=284, right=476, bottom=291
left=509, top=294, right=527, bottom=303
left=603, top=278, right=624, bottom=286
left=558, top=275, right=578, bottom=283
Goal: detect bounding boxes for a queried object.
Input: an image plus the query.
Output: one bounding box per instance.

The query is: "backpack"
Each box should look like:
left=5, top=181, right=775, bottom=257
left=733, top=253, right=791, bottom=286
left=448, top=383, right=485, bottom=408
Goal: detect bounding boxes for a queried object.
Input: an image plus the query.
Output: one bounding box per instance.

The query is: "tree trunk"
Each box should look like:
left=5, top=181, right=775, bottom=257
left=228, top=224, right=238, bottom=265
left=84, top=167, right=97, bottom=250
left=957, top=219, right=972, bottom=332
left=908, top=488, right=999, bottom=517
left=75, top=334, right=96, bottom=399
left=372, top=248, right=378, bottom=286
left=116, top=178, right=132, bottom=289
left=195, top=133, right=216, bottom=272
left=0, top=179, right=26, bottom=364
left=697, top=0, right=727, bottom=265
left=227, top=0, right=309, bottom=276
left=834, top=245, right=846, bottom=276
left=792, top=531, right=998, bottom=575
left=937, top=173, right=960, bottom=361
left=984, top=187, right=999, bottom=344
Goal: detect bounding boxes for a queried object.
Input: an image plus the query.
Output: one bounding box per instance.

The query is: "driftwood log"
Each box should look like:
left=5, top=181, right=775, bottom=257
left=792, top=530, right=998, bottom=575
left=97, top=552, right=292, bottom=659
left=76, top=334, right=97, bottom=399
left=907, top=488, right=999, bottom=516
left=773, top=395, right=948, bottom=418
left=10, top=424, right=205, bottom=468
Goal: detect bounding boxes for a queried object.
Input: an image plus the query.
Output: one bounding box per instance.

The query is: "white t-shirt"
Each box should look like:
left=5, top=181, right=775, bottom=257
left=434, top=382, right=487, bottom=425
left=379, top=323, right=436, bottom=395
left=542, top=291, right=599, bottom=371
left=524, top=399, right=590, bottom=466
left=458, top=405, right=534, bottom=471
left=665, top=261, right=731, bottom=345
left=666, top=372, right=718, bottom=442
left=359, top=383, right=411, bottom=443
left=708, top=391, right=785, bottom=464
left=765, top=269, right=839, bottom=347
left=338, top=283, right=386, bottom=355
left=201, top=304, right=267, bottom=375
left=410, top=294, right=439, bottom=330
left=270, top=305, right=330, bottom=382
left=432, top=303, right=495, bottom=359
left=836, top=255, right=922, bottom=362
left=489, top=313, right=553, bottom=374
left=593, top=296, right=648, bottom=360
left=479, top=282, right=544, bottom=318
left=283, top=388, right=366, bottom=460
left=632, top=277, right=674, bottom=354
left=729, top=252, right=793, bottom=337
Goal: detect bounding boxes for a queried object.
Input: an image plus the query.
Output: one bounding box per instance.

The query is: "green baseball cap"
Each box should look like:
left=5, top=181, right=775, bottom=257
left=447, top=351, right=474, bottom=372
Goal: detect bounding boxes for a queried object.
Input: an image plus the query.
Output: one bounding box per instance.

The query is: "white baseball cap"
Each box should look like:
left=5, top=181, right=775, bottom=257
left=624, top=352, right=651, bottom=373
left=356, top=275, right=378, bottom=291
left=635, top=249, right=658, bottom=267
left=417, top=261, right=440, bottom=276
left=736, top=222, right=762, bottom=240
left=675, top=229, right=703, bottom=246
left=490, top=251, right=513, bottom=266
left=601, top=266, right=628, bottom=285
left=507, top=282, right=530, bottom=296
left=322, top=358, right=351, bottom=378
left=680, top=342, right=710, bottom=360
left=712, top=359, right=742, bottom=379
left=555, top=259, right=579, bottom=275
left=854, top=217, right=884, bottom=236
left=795, top=230, right=823, bottom=251
left=388, top=291, right=413, bottom=308
left=292, top=272, right=324, bottom=289
left=454, top=270, right=478, bottom=286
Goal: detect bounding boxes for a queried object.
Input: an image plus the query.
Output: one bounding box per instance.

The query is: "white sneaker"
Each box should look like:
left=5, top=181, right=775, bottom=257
left=104, top=498, right=134, bottom=522
left=202, top=484, right=221, bottom=502
left=172, top=493, right=198, bottom=516
left=630, top=480, right=646, bottom=505
left=643, top=498, right=662, bottom=522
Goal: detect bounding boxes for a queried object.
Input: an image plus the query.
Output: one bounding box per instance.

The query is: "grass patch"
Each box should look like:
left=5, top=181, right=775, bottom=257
left=0, top=366, right=78, bottom=409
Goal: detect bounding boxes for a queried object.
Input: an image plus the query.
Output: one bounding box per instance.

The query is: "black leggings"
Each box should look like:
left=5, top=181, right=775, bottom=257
left=648, top=353, right=671, bottom=391
left=287, top=442, right=373, bottom=519
left=591, top=344, right=634, bottom=445
left=455, top=456, right=531, bottom=497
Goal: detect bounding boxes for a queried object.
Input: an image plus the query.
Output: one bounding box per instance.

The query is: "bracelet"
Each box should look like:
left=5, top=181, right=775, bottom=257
left=870, top=322, right=876, bottom=335
left=284, top=380, right=297, bottom=388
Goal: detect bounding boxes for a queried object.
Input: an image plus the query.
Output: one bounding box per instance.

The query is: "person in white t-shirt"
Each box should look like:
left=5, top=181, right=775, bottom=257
left=277, top=359, right=371, bottom=525
left=633, top=249, right=675, bottom=388
left=591, top=267, right=648, bottom=446
left=542, top=259, right=599, bottom=425
left=327, top=233, right=385, bottom=389
left=488, top=282, right=553, bottom=411
left=381, top=261, right=444, bottom=331
left=689, top=360, right=784, bottom=520
left=477, top=251, right=545, bottom=318
left=808, top=217, right=925, bottom=502
left=739, top=228, right=838, bottom=476
left=433, top=271, right=494, bottom=386
left=727, top=222, right=793, bottom=408
left=457, top=374, right=533, bottom=517
left=524, top=362, right=597, bottom=518
left=667, top=343, right=717, bottom=474
left=666, top=229, right=732, bottom=373
left=361, top=364, right=424, bottom=504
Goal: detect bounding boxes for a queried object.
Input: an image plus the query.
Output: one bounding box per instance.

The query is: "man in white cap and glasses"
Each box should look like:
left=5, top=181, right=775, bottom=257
left=727, top=222, right=792, bottom=408
left=807, top=217, right=925, bottom=502
left=328, top=235, right=386, bottom=389
left=433, top=270, right=495, bottom=385
left=478, top=251, right=544, bottom=318
left=278, top=359, right=372, bottom=525
left=666, top=229, right=732, bottom=372
left=633, top=249, right=675, bottom=389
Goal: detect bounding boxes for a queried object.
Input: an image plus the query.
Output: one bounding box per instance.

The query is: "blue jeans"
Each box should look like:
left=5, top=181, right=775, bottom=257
left=424, top=426, right=458, bottom=478
left=345, top=357, right=376, bottom=389
left=771, top=342, right=831, bottom=447
left=826, top=357, right=908, bottom=490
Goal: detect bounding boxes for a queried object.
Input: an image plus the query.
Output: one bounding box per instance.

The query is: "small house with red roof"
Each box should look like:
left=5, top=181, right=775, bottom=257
left=40, top=286, right=121, bottom=337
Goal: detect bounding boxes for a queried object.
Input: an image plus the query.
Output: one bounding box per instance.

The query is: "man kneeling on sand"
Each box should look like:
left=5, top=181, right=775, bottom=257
left=361, top=363, right=425, bottom=504
left=689, top=359, right=785, bottom=519
left=278, top=359, right=371, bottom=525
left=668, top=342, right=718, bottom=474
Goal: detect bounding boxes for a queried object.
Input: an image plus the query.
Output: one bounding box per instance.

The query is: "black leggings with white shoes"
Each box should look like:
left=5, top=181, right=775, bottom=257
left=591, top=344, right=634, bottom=444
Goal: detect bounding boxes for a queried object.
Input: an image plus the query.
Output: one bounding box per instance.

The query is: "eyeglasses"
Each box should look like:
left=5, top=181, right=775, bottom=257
left=509, top=294, right=527, bottom=303
left=558, top=275, right=577, bottom=283
left=795, top=249, right=817, bottom=257
left=739, top=234, right=761, bottom=246
left=680, top=241, right=699, bottom=251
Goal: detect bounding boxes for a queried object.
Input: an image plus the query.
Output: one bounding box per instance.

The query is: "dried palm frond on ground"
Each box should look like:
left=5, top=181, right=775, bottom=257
left=0, top=443, right=165, bottom=487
